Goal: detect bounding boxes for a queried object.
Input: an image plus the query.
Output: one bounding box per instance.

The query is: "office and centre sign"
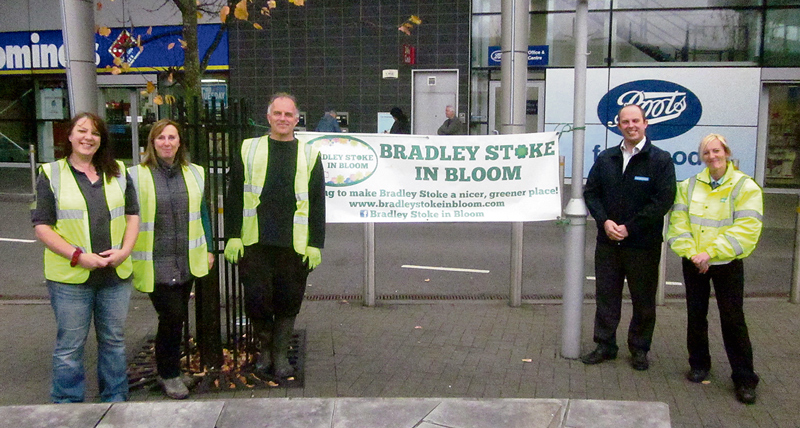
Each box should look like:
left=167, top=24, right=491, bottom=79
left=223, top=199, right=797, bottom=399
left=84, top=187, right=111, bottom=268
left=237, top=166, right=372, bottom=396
left=0, top=24, right=228, bottom=73
left=298, top=131, right=562, bottom=223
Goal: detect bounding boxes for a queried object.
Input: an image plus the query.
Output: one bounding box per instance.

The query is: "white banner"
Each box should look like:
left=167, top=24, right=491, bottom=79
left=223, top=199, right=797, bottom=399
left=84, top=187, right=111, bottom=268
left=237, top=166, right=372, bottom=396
left=298, top=131, right=562, bottom=223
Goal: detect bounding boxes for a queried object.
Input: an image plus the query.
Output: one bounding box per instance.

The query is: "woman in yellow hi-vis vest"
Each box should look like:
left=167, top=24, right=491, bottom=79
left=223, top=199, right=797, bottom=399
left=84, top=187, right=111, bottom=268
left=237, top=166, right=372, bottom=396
left=128, top=119, right=214, bottom=400
left=667, top=134, right=763, bottom=405
left=31, top=113, right=140, bottom=403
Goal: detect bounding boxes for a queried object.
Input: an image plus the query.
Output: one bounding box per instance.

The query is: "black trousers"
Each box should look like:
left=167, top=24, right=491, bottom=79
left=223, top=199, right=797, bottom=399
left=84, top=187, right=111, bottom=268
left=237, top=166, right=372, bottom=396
left=682, top=258, right=759, bottom=388
left=148, top=281, right=193, bottom=379
left=592, top=243, right=660, bottom=354
left=239, top=244, right=309, bottom=323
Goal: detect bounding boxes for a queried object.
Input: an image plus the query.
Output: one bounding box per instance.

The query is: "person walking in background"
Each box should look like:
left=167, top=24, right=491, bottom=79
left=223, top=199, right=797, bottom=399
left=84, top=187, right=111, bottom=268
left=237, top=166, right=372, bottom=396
left=389, top=106, right=410, bottom=134
left=128, top=119, right=215, bottom=400
left=31, top=112, right=140, bottom=403
left=667, top=134, right=763, bottom=404
left=224, top=92, right=326, bottom=380
left=315, top=110, right=341, bottom=133
left=582, top=104, right=676, bottom=371
left=437, top=105, right=464, bottom=135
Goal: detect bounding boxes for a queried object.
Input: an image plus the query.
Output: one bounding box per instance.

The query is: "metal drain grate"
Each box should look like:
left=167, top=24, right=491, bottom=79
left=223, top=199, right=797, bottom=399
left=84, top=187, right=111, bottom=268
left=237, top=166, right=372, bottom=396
left=128, top=330, right=306, bottom=393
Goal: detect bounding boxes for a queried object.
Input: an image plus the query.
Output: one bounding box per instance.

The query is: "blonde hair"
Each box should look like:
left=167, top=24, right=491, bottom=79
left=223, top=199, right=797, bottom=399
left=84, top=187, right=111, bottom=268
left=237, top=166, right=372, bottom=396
left=698, top=133, right=732, bottom=159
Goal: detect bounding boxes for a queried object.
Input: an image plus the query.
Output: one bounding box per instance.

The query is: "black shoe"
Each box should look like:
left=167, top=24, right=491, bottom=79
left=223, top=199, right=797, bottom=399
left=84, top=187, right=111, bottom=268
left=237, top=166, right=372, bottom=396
left=581, top=347, right=617, bottom=365
left=686, top=369, right=709, bottom=383
left=735, top=386, right=757, bottom=404
left=630, top=351, right=649, bottom=371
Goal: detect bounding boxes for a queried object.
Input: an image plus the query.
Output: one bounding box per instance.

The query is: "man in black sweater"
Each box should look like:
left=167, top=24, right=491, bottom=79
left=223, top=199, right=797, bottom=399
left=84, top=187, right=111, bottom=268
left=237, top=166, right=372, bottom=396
left=582, top=104, right=676, bottom=371
left=224, top=93, right=326, bottom=379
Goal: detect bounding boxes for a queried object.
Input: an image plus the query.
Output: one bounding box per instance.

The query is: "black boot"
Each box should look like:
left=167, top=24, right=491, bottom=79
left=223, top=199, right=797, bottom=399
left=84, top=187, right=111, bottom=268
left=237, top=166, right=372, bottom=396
left=271, top=316, right=296, bottom=378
left=251, top=318, right=273, bottom=373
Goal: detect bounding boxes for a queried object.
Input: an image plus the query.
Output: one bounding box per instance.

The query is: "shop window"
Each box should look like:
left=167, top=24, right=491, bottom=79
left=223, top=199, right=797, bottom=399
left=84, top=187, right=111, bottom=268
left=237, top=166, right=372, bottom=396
left=611, top=9, right=760, bottom=64
left=764, top=8, right=800, bottom=66
left=765, top=84, right=800, bottom=189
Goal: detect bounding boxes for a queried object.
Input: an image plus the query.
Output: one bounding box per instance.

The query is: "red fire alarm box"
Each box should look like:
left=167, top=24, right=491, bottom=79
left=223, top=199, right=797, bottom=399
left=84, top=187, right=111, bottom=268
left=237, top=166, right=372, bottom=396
left=402, top=44, right=416, bottom=65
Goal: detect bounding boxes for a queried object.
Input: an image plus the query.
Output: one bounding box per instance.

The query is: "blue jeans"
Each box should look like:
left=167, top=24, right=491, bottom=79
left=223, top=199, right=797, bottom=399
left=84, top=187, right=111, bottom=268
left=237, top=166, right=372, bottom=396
left=48, top=278, right=131, bottom=403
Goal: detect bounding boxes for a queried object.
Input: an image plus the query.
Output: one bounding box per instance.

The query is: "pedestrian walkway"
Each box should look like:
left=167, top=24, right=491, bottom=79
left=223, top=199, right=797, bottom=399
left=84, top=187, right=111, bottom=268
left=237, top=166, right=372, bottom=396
left=3, top=297, right=800, bottom=427
left=0, top=397, right=670, bottom=428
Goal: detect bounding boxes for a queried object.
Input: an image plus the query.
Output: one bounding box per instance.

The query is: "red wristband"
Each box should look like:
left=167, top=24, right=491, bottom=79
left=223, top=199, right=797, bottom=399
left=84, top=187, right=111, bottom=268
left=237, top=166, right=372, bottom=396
left=70, top=248, right=83, bottom=267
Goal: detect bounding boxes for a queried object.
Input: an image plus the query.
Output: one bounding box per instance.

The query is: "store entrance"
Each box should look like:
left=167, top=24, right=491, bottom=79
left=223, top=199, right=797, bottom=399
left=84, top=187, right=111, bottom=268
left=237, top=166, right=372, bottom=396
left=488, top=80, right=545, bottom=134
left=763, top=84, right=800, bottom=189
left=99, top=87, right=158, bottom=166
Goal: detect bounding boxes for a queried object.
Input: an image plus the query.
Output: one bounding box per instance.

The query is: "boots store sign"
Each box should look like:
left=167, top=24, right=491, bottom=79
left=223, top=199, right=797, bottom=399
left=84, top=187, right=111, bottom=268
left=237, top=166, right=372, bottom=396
left=597, top=80, right=703, bottom=141
left=544, top=68, right=760, bottom=180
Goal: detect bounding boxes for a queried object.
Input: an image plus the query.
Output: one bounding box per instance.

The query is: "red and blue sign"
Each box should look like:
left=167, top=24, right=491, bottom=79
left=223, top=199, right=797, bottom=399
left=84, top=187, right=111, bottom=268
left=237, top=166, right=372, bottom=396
left=0, top=24, right=228, bottom=74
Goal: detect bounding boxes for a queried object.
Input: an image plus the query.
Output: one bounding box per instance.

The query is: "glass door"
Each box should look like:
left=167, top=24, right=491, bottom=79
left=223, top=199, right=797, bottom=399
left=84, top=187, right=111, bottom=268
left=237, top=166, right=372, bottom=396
left=488, top=80, right=545, bottom=134
left=764, top=84, right=800, bottom=189
left=100, top=87, right=159, bottom=166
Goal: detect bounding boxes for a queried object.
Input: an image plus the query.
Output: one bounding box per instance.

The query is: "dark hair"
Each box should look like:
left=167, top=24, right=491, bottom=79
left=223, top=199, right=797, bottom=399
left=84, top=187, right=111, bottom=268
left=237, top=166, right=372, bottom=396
left=390, top=107, right=407, bottom=121
left=141, top=119, right=188, bottom=168
left=617, top=104, right=646, bottom=121
left=65, top=112, right=120, bottom=181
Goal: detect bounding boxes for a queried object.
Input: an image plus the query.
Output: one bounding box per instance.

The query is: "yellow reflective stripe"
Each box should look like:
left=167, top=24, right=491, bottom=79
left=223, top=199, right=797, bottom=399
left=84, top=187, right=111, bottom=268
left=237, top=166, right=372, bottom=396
left=667, top=232, right=692, bottom=246
left=244, top=208, right=257, bottom=217
left=733, top=210, right=763, bottom=221
left=725, top=234, right=744, bottom=256
left=189, top=211, right=201, bottom=222
left=48, top=161, right=62, bottom=206
left=58, top=209, right=84, bottom=220
left=109, top=206, right=125, bottom=220
left=294, top=214, right=309, bottom=225
left=189, top=235, right=206, bottom=249
left=690, top=216, right=733, bottom=228
left=296, top=192, right=308, bottom=201
left=243, top=184, right=263, bottom=194
left=672, top=203, right=687, bottom=212
left=132, top=251, right=152, bottom=261
left=140, top=222, right=155, bottom=232
left=186, top=163, right=204, bottom=196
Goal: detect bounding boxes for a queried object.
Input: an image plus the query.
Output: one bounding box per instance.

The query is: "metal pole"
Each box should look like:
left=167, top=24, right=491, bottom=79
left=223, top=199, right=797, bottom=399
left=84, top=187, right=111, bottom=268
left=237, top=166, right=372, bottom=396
left=561, top=0, right=589, bottom=359
left=29, top=144, right=37, bottom=195
left=559, top=155, right=566, bottom=215
left=364, top=222, right=376, bottom=307
left=60, top=0, right=99, bottom=115
left=129, top=90, right=140, bottom=165
left=656, top=214, right=669, bottom=305
left=500, top=0, right=530, bottom=307
left=792, top=195, right=800, bottom=304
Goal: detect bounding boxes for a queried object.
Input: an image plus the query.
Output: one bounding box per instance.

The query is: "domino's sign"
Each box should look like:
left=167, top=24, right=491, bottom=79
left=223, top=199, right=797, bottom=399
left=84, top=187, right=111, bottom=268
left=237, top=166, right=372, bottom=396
left=597, top=80, right=702, bottom=141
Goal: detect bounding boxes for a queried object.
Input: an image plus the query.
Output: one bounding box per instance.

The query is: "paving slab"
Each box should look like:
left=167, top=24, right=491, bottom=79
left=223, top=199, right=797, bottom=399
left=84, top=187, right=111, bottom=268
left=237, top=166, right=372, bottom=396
left=565, top=400, right=671, bottom=428
left=97, top=400, right=226, bottom=428
left=0, top=403, right=110, bottom=428
left=218, top=398, right=334, bottom=428
left=423, top=398, right=567, bottom=428
left=331, top=398, right=442, bottom=428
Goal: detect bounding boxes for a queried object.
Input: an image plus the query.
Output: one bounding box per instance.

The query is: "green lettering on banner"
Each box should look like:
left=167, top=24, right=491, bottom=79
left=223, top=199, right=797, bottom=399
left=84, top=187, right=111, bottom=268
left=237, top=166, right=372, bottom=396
left=445, top=166, right=522, bottom=182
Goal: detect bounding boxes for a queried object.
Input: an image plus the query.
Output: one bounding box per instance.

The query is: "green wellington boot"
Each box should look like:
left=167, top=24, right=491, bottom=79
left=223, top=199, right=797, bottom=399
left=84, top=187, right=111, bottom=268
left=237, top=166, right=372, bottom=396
left=271, top=316, right=296, bottom=378
left=251, top=318, right=273, bottom=373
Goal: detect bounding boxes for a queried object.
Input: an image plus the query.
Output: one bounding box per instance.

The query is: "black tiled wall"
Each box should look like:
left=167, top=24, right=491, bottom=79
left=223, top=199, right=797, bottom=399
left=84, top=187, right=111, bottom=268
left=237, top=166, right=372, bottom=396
left=228, top=0, right=470, bottom=133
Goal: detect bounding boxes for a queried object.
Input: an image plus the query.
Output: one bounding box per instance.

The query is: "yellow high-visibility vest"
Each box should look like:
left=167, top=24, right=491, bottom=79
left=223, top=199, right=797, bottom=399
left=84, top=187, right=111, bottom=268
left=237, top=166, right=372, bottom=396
left=667, top=162, right=763, bottom=264
left=40, top=159, right=132, bottom=284
left=128, top=163, right=209, bottom=293
left=240, top=136, right=319, bottom=254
